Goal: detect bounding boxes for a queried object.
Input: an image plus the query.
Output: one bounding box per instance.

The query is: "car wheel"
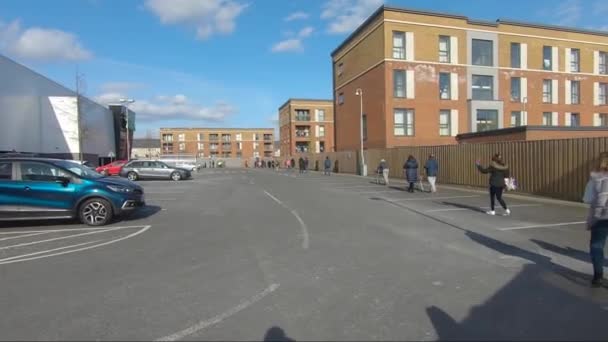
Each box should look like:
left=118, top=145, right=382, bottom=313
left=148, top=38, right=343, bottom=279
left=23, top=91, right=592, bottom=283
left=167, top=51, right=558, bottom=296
left=79, top=198, right=113, bottom=226
left=127, top=172, right=138, bottom=181
left=171, top=172, right=182, bottom=181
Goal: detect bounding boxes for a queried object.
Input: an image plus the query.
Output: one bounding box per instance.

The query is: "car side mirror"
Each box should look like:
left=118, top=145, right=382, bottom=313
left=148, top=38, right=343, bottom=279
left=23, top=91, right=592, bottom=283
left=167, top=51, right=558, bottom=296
left=55, top=176, right=70, bottom=187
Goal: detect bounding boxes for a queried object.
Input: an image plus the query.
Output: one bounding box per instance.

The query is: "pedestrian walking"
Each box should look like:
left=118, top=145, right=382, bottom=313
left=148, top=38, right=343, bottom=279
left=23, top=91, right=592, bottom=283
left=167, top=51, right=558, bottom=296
left=476, top=153, right=510, bottom=216
left=403, top=155, right=419, bottom=193
left=324, top=157, right=332, bottom=176
left=377, top=159, right=389, bottom=185
left=304, top=157, right=309, bottom=173
left=290, top=158, right=296, bottom=171
left=582, top=157, right=608, bottom=288
left=298, top=157, right=305, bottom=174
left=424, top=154, right=439, bottom=193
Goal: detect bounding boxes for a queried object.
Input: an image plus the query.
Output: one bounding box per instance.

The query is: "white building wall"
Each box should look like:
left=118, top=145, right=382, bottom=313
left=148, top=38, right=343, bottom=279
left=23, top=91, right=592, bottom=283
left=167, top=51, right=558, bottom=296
left=0, top=55, right=115, bottom=158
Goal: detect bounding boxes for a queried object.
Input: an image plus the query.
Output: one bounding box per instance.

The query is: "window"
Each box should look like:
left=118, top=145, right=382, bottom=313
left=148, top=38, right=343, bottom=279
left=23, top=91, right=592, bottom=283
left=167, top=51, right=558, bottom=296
left=210, top=143, right=218, bottom=150
left=362, top=115, right=367, bottom=141
left=600, top=113, right=608, bottom=126
left=295, top=110, right=310, bottom=121
left=178, top=133, right=185, bottom=142
left=511, top=43, right=521, bottom=68
left=571, top=81, right=580, bottom=104
left=19, top=162, right=69, bottom=182
left=511, top=111, right=522, bottom=127
left=337, top=62, right=343, bottom=76
left=319, top=125, right=325, bottom=137
left=476, top=110, right=499, bottom=132
left=543, top=46, right=552, bottom=70
left=392, top=31, right=405, bottom=59
left=394, top=70, right=406, bottom=97
left=542, top=79, right=552, bottom=103
left=253, top=152, right=260, bottom=158
left=570, top=113, right=580, bottom=127
left=317, top=109, right=325, bottom=121
left=394, top=109, right=414, bottom=136
left=237, top=142, right=243, bottom=150
left=235, top=133, right=242, bottom=141
left=570, top=49, right=580, bottom=72
left=253, top=133, right=260, bottom=141
left=439, top=110, right=451, bottom=136
left=600, top=83, right=608, bottom=105
left=197, top=143, right=204, bottom=150
left=511, top=77, right=521, bottom=102
left=179, top=143, right=185, bottom=151
left=253, top=142, right=259, bottom=149
left=197, top=133, right=203, bottom=141
left=0, top=161, right=12, bottom=180
left=600, top=52, right=608, bottom=75
left=221, top=134, right=231, bottom=142
left=542, top=112, right=553, bottom=126
left=264, top=134, right=272, bottom=141
left=438, top=35, right=450, bottom=63
left=338, top=93, right=344, bottom=105
left=319, top=142, right=326, bottom=153
left=209, top=134, right=219, bottom=141
left=222, top=142, right=231, bottom=150
left=162, top=134, right=173, bottom=142
left=472, top=39, right=493, bottom=66
left=472, top=75, right=493, bottom=100
left=439, top=73, right=450, bottom=99
left=236, top=151, right=243, bottom=158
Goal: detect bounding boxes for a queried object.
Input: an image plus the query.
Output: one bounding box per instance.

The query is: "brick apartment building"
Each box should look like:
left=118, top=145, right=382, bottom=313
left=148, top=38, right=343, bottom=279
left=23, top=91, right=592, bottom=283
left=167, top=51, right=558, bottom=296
left=279, top=99, right=335, bottom=157
left=160, top=128, right=274, bottom=159
left=332, top=5, right=608, bottom=151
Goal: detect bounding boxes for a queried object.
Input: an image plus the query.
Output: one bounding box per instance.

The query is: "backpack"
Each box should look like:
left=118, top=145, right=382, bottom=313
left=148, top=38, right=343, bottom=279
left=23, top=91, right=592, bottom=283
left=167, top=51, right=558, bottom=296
left=591, top=175, right=608, bottom=221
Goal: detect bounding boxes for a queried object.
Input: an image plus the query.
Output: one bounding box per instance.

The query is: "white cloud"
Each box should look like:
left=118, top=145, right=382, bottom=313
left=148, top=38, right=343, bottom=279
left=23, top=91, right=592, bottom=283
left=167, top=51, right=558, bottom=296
left=552, top=0, right=582, bottom=26
left=94, top=92, right=235, bottom=122
left=0, top=19, right=92, bottom=61
left=271, top=26, right=314, bottom=53
left=271, top=38, right=303, bottom=53
left=284, top=11, right=309, bottom=21
left=321, top=0, right=383, bottom=34
left=145, top=0, right=248, bottom=40
left=298, top=26, right=314, bottom=38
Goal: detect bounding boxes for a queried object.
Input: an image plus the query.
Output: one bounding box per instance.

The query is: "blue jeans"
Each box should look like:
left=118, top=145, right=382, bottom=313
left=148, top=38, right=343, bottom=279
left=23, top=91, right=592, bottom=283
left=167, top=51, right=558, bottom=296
left=590, top=221, right=608, bottom=278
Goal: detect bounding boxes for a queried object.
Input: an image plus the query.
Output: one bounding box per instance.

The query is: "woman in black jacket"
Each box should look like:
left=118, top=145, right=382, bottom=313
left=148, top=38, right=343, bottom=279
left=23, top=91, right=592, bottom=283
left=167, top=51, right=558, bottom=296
left=476, top=153, right=510, bottom=216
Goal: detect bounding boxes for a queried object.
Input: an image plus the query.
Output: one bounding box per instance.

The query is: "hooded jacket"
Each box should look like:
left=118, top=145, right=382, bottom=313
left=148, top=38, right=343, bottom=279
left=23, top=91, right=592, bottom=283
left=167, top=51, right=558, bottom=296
left=583, top=171, right=608, bottom=228
left=477, top=161, right=510, bottom=188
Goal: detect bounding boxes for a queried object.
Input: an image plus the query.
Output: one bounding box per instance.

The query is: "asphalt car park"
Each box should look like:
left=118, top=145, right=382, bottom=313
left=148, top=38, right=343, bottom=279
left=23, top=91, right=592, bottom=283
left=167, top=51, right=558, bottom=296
left=0, top=168, right=606, bottom=341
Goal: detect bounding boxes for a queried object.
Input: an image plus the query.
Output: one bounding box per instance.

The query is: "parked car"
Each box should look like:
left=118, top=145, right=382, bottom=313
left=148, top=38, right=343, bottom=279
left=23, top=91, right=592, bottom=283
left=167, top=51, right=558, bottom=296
left=96, top=160, right=127, bottom=176
left=119, top=160, right=192, bottom=181
left=0, top=158, right=145, bottom=226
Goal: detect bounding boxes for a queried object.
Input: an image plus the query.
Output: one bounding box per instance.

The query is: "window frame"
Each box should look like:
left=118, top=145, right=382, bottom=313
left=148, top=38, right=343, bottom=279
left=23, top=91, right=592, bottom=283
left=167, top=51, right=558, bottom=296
left=439, top=73, right=451, bottom=100
left=439, top=110, right=451, bottom=136
left=438, top=35, right=451, bottom=63
left=542, top=79, right=552, bottom=103
left=510, top=42, right=521, bottom=68
left=542, top=112, right=553, bottom=126
left=543, top=46, right=552, bottom=70
left=570, top=113, right=581, bottom=127
left=471, top=75, right=494, bottom=101
left=511, top=111, right=522, bottom=127
left=570, top=48, right=580, bottom=73
left=0, top=161, right=13, bottom=180
left=599, top=83, right=608, bottom=105
left=511, top=77, right=521, bottom=102
left=600, top=51, right=608, bottom=75
left=571, top=80, right=580, bottom=104
left=600, top=113, right=608, bottom=127
left=392, top=31, right=406, bottom=59
left=472, top=39, right=493, bottom=66
left=476, top=109, right=499, bottom=132
left=393, top=69, right=406, bottom=98
left=394, top=109, right=414, bottom=137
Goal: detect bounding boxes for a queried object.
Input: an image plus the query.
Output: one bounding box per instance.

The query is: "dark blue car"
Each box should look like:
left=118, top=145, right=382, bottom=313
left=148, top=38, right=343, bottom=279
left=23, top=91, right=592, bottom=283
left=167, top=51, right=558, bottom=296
left=0, top=158, right=145, bottom=226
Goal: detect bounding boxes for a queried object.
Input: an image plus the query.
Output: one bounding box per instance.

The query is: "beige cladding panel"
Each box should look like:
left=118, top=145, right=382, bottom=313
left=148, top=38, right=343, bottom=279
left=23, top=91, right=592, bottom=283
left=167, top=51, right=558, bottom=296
left=334, top=23, right=385, bottom=88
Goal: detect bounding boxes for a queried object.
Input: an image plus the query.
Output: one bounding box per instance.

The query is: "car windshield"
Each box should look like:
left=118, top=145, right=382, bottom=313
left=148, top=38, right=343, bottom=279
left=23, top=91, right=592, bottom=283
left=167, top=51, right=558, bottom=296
left=54, top=160, right=103, bottom=179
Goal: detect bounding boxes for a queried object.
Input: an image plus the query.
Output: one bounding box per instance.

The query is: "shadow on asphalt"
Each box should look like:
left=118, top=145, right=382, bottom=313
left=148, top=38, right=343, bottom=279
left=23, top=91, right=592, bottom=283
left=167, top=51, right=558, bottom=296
left=263, top=326, right=295, bottom=342
left=120, top=205, right=162, bottom=221
left=530, top=238, right=608, bottom=267
left=440, top=201, right=486, bottom=213
left=426, top=230, right=608, bottom=340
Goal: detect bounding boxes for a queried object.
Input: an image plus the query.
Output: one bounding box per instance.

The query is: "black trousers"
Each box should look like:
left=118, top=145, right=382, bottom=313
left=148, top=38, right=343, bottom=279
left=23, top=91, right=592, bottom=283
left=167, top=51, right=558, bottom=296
left=490, top=186, right=507, bottom=211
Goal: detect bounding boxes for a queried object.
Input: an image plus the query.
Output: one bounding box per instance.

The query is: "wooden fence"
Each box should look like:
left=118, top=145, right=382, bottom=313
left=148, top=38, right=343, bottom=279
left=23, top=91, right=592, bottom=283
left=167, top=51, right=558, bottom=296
left=362, top=137, right=608, bottom=202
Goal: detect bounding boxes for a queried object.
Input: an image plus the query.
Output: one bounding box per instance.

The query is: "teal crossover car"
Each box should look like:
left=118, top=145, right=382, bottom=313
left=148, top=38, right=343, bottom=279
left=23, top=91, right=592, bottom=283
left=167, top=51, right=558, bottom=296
left=0, top=158, right=145, bottom=226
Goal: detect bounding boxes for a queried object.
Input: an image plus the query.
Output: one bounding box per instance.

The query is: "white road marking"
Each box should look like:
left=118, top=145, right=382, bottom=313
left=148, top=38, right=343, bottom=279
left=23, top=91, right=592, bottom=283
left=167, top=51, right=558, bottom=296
left=144, top=192, right=182, bottom=194
left=263, top=190, right=310, bottom=250
left=0, top=225, right=145, bottom=235
left=0, top=231, right=51, bottom=241
left=0, top=226, right=127, bottom=250
left=388, top=195, right=480, bottom=202
left=498, top=221, right=586, bottom=231
left=334, top=185, right=384, bottom=189
left=347, top=190, right=398, bottom=194
left=426, top=204, right=542, bottom=213
left=0, top=240, right=102, bottom=262
left=0, top=225, right=151, bottom=265
left=147, top=198, right=177, bottom=201
left=156, top=283, right=280, bottom=342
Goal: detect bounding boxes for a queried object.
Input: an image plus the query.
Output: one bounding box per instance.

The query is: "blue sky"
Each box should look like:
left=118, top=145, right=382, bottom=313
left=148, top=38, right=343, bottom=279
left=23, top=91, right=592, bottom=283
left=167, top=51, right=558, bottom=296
left=1, top=0, right=607, bottom=137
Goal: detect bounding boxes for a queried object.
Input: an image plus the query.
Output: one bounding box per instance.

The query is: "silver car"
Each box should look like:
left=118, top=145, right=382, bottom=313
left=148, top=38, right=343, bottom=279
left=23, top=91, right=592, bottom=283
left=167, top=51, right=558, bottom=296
left=119, top=160, right=192, bottom=181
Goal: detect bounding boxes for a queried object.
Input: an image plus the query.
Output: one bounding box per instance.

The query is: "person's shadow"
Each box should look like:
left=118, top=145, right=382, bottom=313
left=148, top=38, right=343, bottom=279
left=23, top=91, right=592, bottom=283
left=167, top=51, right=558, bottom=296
left=263, top=326, right=295, bottom=342
left=530, top=238, right=608, bottom=267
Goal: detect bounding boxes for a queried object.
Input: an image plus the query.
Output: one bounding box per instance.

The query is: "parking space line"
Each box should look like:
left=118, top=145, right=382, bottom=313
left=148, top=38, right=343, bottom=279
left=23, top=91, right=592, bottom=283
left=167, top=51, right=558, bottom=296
left=0, top=240, right=102, bottom=263
left=0, top=226, right=126, bottom=250
left=263, top=190, right=309, bottom=250
left=388, top=195, right=480, bottom=202
left=426, top=204, right=542, bottom=213
left=147, top=198, right=177, bottom=201
left=0, top=231, right=50, bottom=242
left=0, top=225, right=151, bottom=265
left=334, top=185, right=385, bottom=189
left=498, top=221, right=586, bottom=231
left=0, top=226, right=136, bottom=235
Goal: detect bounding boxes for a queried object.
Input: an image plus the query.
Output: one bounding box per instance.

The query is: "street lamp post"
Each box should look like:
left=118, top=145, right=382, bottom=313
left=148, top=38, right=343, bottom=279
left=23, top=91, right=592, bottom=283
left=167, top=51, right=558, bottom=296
left=119, top=99, right=135, bottom=160
left=355, top=88, right=367, bottom=176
